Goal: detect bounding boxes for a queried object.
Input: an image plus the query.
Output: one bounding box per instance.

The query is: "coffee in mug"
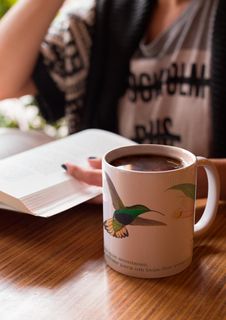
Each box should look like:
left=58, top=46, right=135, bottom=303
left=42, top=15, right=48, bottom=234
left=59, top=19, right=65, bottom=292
left=102, top=144, right=220, bottom=278
left=110, top=154, right=183, bottom=171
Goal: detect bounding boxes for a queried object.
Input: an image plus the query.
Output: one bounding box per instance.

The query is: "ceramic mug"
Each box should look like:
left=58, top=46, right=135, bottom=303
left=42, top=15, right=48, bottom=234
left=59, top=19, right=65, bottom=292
left=102, top=144, right=220, bottom=278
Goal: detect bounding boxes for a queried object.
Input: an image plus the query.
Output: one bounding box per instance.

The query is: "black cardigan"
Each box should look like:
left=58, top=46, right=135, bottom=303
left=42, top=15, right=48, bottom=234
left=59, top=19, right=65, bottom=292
left=34, top=0, right=226, bottom=157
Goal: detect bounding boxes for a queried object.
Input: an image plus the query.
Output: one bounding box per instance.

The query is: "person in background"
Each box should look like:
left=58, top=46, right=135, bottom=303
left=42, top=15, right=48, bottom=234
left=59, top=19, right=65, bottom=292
left=0, top=0, right=226, bottom=201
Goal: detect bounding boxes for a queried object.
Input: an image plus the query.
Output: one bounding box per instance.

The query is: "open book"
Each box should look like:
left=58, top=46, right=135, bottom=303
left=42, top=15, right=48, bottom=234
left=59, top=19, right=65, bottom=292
left=0, top=129, right=135, bottom=217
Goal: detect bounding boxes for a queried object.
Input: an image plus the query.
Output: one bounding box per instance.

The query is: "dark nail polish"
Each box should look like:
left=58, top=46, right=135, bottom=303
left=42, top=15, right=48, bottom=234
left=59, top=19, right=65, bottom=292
left=88, top=156, right=97, bottom=160
left=61, top=164, right=67, bottom=171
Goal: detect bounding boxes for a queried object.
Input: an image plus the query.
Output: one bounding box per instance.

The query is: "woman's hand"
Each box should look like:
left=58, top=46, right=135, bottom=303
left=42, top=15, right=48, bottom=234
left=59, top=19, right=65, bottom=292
left=64, top=157, right=102, bottom=186
left=63, top=157, right=103, bottom=204
left=62, top=157, right=226, bottom=203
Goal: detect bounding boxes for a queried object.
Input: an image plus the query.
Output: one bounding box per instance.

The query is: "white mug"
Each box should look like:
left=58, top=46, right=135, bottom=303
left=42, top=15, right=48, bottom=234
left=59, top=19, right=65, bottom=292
left=102, top=144, right=220, bottom=278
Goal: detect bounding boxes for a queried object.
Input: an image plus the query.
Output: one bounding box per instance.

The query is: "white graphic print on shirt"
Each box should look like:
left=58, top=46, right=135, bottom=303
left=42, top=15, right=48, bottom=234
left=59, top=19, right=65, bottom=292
left=118, top=51, right=211, bottom=156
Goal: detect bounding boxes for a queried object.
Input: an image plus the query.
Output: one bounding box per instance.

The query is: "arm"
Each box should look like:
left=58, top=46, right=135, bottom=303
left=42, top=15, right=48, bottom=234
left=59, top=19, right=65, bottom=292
left=0, top=0, right=64, bottom=100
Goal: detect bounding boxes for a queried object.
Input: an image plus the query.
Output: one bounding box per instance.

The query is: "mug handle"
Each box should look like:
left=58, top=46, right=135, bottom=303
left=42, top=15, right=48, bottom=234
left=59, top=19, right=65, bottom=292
left=194, top=157, right=220, bottom=237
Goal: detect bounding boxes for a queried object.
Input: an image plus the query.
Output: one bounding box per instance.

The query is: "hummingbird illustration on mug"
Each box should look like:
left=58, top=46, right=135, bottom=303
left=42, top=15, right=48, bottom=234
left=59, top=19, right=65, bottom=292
left=103, top=173, right=166, bottom=238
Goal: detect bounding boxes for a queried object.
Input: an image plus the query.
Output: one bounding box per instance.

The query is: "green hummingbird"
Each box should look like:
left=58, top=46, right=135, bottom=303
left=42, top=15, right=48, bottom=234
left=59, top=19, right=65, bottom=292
left=103, top=173, right=166, bottom=238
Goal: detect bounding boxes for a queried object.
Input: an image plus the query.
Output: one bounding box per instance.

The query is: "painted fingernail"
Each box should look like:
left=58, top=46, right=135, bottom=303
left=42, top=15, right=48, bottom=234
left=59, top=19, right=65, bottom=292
left=88, top=156, right=97, bottom=160
left=61, top=164, right=67, bottom=171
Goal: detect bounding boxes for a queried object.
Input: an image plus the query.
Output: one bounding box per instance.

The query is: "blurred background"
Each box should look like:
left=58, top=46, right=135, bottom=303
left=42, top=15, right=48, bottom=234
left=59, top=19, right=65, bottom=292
left=0, top=0, right=16, bottom=18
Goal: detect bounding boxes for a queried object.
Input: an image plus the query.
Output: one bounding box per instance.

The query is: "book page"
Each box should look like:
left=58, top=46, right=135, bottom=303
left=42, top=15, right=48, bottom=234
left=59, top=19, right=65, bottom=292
left=0, top=128, right=54, bottom=159
left=0, top=129, right=136, bottom=216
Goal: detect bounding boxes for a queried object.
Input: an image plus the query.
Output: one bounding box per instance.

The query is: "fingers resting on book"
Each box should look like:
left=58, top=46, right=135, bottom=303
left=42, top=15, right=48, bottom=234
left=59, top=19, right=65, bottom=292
left=65, top=158, right=102, bottom=187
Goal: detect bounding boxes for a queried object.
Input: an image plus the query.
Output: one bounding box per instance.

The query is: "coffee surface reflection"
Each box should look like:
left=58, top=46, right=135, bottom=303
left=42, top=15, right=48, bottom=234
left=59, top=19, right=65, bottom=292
left=110, top=154, right=183, bottom=172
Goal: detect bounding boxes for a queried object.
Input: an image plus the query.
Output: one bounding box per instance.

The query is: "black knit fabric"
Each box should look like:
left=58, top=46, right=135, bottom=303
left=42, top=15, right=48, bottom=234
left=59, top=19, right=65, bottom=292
left=82, top=0, right=156, bottom=133
left=211, top=0, right=226, bottom=157
left=33, top=55, right=65, bottom=122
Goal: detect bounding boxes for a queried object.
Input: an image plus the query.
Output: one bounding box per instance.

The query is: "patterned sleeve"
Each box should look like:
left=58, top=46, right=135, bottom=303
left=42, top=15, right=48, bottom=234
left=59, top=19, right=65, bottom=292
left=32, top=1, right=95, bottom=133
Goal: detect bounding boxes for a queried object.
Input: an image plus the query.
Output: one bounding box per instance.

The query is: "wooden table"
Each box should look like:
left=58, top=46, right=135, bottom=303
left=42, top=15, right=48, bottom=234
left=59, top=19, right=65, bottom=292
left=0, top=201, right=225, bottom=320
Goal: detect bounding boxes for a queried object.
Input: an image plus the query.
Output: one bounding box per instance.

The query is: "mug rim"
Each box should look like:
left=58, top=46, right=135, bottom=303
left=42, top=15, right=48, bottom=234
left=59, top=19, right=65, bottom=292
left=104, top=144, right=196, bottom=174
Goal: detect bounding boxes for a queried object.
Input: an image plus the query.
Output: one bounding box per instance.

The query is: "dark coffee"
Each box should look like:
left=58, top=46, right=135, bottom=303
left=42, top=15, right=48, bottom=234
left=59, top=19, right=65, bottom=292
left=110, top=154, right=183, bottom=172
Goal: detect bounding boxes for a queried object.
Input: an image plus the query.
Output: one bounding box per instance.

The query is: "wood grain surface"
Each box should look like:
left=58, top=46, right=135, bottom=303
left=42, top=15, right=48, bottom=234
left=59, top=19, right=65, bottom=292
left=0, top=201, right=225, bottom=320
